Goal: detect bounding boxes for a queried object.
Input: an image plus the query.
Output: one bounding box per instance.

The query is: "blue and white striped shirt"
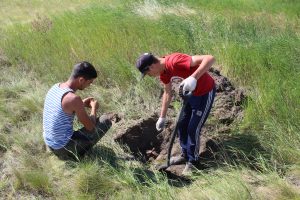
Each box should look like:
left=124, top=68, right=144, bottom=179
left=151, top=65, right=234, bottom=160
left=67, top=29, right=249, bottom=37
left=43, top=83, right=75, bottom=149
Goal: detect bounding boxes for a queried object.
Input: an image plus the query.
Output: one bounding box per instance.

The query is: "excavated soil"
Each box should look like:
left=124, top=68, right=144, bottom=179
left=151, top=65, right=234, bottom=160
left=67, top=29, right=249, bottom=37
left=114, top=68, right=247, bottom=176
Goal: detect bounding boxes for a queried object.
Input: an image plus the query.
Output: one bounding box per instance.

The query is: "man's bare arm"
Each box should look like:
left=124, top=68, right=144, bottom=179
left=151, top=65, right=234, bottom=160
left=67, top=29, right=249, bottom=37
left=71, top=96, right=96, bottom=131
left=160, top=83, right=172, bottom=118
left=190, top=55, right=215, bottom=80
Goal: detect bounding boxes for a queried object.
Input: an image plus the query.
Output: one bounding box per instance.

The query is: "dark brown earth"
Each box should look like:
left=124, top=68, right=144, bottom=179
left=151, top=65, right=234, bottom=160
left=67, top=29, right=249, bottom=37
left=114, top=68, right=247, bottom=176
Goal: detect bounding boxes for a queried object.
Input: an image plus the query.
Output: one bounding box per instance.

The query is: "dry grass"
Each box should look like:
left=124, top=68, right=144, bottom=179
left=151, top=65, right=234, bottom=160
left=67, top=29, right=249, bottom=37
left=0, top=0, right=92, bottom=27
left=133, top=0, right=196, bottom=19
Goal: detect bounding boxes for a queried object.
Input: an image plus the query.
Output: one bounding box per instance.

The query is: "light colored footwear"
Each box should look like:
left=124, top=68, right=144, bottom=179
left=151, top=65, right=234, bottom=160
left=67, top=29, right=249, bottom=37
left=182, top=162, right=197, bottom=176
left=170, top=155, right=187, bottom=165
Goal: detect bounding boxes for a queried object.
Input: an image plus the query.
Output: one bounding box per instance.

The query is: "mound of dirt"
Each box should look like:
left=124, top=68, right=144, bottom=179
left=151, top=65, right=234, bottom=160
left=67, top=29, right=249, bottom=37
left=114, top=68, right=247, bottom=176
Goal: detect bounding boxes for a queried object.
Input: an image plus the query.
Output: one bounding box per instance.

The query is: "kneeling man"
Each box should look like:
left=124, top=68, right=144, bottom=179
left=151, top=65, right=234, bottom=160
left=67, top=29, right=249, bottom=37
left=43, top=61, right=112, bottom=160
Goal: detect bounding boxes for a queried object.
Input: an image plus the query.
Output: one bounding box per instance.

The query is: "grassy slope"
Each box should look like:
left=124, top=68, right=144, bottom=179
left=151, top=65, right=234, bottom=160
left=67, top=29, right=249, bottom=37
left=0, top=0, right=102, bottom=26
left=0, top=0, right=300, bottom=199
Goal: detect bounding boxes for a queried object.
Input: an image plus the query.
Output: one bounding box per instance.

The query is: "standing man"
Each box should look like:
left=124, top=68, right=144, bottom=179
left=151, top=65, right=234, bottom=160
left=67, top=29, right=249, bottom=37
left=43, top=61, right=112, bottom=161
left=136, top=53, right=216, bottom=175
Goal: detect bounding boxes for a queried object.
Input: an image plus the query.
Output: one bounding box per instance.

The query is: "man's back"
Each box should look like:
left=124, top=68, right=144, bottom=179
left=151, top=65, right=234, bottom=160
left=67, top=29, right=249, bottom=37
left=43, top=83, right=74, bottom=149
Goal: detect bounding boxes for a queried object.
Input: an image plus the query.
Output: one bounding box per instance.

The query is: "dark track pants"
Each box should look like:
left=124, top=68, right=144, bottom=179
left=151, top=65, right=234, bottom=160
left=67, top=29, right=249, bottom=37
left=49, top=115, right=112, bottom=161
left=177, top=87, right=216, bottom=163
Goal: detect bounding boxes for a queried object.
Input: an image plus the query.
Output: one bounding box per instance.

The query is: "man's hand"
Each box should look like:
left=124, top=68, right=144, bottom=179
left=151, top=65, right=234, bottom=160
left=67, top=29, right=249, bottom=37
left=88, top=99, right=99, bottom=127
left=69, top=95, right=97, bottom=132
left=90, top=99, right=99, bottom=110
left=180, top=76, right=197, bottom=92
left=156, top=117, right=166, bottom=131
left=82, top=97, right=94, bottom=108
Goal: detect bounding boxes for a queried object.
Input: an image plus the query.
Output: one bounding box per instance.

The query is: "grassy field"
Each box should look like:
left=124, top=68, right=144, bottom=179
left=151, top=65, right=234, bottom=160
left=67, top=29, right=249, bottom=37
left=0, top=0, right=300, bottom=199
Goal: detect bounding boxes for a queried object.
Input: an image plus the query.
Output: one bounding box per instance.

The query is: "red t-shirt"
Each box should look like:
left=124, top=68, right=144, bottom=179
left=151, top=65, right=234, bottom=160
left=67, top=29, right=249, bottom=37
left=160, top=53, right=215, bottom=96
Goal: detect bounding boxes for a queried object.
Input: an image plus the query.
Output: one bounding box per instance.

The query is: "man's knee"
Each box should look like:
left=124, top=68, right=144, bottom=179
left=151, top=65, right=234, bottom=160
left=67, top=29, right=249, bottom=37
left=50, top=146, right=80, bottom=161
left=98, top=114, right=112, bottom=130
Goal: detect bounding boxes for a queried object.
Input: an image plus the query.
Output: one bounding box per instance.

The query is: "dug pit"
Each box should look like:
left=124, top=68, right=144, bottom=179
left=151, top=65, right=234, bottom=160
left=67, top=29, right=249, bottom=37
left=114, top=68, right=247, bottom=176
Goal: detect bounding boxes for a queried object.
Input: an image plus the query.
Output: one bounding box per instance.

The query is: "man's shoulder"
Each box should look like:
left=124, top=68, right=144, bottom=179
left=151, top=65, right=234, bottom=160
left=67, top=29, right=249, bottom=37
left=166, top=53, right=191, bottom=63
left=165, top=53, right=191, bottom=71
left=46, top=83, right=59, bottom=94
left=61, top=92, right=83, bottom=113
left=62, top=92, right=81, bottom=105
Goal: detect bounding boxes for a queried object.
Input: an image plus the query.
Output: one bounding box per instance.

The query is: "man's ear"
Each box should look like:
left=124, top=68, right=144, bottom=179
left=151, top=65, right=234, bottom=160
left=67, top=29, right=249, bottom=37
left=78, top=77, right=85, bottom=84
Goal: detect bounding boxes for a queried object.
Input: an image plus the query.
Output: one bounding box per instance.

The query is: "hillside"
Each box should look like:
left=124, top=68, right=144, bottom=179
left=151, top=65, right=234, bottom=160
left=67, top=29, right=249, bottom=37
left=0, top=0, right=299, bottom=199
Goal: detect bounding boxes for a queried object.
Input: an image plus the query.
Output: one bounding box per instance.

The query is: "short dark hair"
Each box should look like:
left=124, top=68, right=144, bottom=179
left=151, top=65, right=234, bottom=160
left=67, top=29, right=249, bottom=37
left=71, top=61, right=97, bottom=80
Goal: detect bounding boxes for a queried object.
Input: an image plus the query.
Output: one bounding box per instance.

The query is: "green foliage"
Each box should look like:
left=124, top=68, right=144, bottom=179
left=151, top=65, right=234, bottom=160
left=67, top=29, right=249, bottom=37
left=11, top=148, right=52, bottom=194
left=74, top=162, right=119, bottom=198
left=0, top=0, right=300, bottom=198
left=0, top=134, right=8, bottom=152
left=14, top=169, right=52, bottom=194
left=187, top=0, right=300, bottom=17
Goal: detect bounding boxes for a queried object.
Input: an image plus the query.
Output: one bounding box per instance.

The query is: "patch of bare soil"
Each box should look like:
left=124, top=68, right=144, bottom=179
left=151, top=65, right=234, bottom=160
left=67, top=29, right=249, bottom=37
left=286, top=174, right=300, bottom=191
left=114, top=68, right=247, bottom=176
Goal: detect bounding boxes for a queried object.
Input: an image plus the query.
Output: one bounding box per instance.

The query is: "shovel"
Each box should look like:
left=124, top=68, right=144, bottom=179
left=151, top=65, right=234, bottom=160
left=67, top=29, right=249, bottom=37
left=156, top=86, right=192, bottom=171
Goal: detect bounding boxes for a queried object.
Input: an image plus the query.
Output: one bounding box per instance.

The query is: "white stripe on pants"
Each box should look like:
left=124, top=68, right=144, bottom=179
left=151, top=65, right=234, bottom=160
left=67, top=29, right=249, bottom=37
left=194, top=89, right=214, bottom=159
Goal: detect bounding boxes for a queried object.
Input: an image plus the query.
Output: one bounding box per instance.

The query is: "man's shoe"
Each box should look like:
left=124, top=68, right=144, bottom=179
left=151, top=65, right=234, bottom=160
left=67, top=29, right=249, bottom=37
left=170, top=155, right=187, bottom=165
left=182, top=162, right=197, bottom=176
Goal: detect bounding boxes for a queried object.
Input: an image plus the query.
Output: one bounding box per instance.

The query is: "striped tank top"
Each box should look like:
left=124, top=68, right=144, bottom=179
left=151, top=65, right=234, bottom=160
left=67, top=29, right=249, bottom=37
left=43, top=83, right=75, bottom=149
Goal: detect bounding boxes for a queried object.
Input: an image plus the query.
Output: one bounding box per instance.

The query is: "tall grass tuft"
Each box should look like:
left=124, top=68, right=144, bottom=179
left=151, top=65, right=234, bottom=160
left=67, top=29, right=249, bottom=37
left=13, top=168, right=52, bottom=194
left=74, top=162, right=120, bottom=198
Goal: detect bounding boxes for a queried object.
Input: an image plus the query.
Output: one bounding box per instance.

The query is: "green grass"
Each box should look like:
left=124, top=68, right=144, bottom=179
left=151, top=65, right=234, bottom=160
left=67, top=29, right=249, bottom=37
left=186, top=0, right=300, bottom=17
left=0, top=0, right=300, bottom=199
left=73, top=162, right=120, bottom=198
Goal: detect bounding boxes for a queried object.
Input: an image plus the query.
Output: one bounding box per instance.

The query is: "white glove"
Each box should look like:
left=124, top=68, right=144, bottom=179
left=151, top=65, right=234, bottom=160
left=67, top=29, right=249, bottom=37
left=156, top=117, right=166, bottom=131
left=180, top=76, right=197, bottom=92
